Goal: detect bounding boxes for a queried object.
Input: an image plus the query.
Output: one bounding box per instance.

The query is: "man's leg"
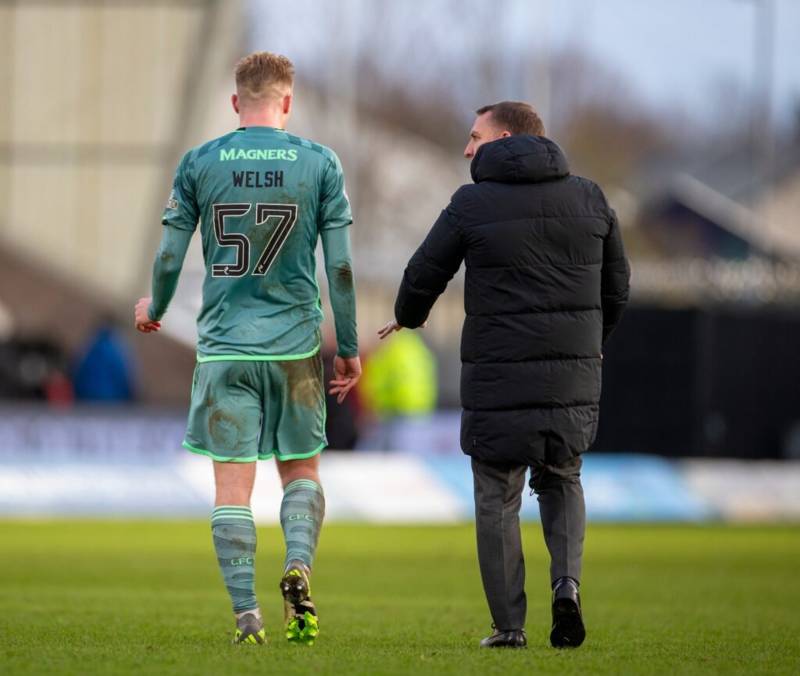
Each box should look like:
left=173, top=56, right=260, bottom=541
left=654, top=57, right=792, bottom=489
left=530, top=454, right=586, bottom=647
left=530, top=455, right=585, bottom=585
left=471, top=456, right=528, bottom=639
left=211, top=460, right=264, bottom=643
left=275, top=455, right=324, bottom=644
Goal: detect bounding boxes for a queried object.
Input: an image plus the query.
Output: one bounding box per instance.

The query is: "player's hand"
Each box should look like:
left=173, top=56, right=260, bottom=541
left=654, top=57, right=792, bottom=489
left=329, top=355, right=361, bottom=404
left=134, top=297, right=161, bottom=333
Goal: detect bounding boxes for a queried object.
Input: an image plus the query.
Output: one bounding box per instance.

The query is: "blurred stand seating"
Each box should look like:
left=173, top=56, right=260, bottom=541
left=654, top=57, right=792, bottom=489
left=596, top=305, right=800, bottom=460
left=0, top=336, right=73, bottom=405
left=346, top=303, right=800, bottom=462
left=0, top=243, right=195, bottom=409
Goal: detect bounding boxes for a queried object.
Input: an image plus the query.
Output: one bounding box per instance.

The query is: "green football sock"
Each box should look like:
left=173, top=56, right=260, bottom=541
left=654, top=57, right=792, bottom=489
left=211, top=505, right=258, bottom=613
left=280, top=479, right=325, bottom=571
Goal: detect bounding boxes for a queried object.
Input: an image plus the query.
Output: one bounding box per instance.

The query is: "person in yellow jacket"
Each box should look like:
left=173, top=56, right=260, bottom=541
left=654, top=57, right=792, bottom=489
left=360, top=331, right=437, bottom=448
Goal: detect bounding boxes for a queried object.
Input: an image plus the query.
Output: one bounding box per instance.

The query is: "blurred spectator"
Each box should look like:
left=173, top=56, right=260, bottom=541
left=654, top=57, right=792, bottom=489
left=359, top=331, right=437, bottom=450
left=0, top=337, right=73, bottom=402
left=73, top=321, right=137, bottom=403
left=43, top=370, right=74, bottom=407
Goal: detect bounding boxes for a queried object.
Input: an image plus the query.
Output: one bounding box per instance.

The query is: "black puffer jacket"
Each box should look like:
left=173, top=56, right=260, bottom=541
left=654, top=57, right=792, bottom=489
left=394, top=135, right=630, bottom=466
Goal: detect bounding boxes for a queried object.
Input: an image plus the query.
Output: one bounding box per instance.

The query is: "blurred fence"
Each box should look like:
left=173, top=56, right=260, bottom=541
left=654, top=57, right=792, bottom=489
left=632, top=260, right=800, bottom=305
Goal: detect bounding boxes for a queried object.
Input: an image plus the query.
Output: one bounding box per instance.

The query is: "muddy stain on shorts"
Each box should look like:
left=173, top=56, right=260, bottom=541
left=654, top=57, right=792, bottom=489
left=278, top=353, right=323, bottom=409
left=208, top=409, right=243, bottom=448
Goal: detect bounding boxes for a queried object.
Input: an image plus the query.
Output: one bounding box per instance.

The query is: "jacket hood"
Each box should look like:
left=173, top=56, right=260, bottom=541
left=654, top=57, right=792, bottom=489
left=470, top=135, right=570, bottom=184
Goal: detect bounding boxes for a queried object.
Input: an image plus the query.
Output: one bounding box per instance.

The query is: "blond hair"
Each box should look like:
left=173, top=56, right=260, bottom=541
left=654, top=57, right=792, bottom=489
left=234, top=51, right=294, bottom=104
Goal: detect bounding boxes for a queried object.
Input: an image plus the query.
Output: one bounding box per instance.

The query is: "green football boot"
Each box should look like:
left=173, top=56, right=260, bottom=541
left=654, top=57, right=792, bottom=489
left=233, top=610, right=267, bottom=645
left=280, top=566, right=319, bottom=645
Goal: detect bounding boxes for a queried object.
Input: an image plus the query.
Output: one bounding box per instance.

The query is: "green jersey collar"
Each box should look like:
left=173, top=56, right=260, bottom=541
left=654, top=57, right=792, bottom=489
left=236, top=126, right=285, bottom=133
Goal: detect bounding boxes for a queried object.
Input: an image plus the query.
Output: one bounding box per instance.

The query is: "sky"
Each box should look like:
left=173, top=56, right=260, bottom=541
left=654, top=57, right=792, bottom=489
left=545, top=0, right=799, bottom=124
left=250, top=0, right=800, bottom=128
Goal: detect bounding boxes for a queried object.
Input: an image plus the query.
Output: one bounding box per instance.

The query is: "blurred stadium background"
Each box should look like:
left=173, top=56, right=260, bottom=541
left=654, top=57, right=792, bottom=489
left=2, top=2, right=799, bottom=673
left=0, top=0, right=800, bottom=522
left=1, top=0, right=798, bottom=523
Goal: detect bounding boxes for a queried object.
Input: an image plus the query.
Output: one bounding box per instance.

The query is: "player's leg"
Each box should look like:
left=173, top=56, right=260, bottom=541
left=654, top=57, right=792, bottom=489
left=264, top=354, right=327, bottom=645
left=211, top=461, right=266, bottom=644
left=183, top=361, right=265, bottom=644
left=530, top=455, right=586, bottom=648
left=275, top=455, right=324, bottom=645
left=276, top=454, right=325, bottom=572
left=471, top=456, right=528, bottom=648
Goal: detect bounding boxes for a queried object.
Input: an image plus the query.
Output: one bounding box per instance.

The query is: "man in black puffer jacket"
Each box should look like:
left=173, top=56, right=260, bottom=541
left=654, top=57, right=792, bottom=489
left=379, top=101, right=630, bottom=649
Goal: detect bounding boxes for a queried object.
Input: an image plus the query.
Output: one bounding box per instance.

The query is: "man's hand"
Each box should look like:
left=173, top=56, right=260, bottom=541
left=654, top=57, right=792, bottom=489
left=377, top=319, right=402, bottom=340
left=135, top=297, right=161, bottom=334
left=329, top=355, right=361, bottom=404
left=377, top=319, right=427, bottom=340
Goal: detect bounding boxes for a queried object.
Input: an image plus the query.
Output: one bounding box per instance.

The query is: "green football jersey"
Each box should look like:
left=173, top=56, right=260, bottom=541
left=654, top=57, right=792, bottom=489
left=162, top=126, right=352, bottom=359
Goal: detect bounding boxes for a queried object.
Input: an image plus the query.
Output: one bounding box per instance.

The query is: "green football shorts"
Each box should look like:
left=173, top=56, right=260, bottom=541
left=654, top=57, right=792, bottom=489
left=182, top=352, right=327, bottom=462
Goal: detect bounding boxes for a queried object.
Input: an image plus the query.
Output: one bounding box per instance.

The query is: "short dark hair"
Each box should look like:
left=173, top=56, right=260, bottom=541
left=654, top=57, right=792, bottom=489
left=476, top=101, right=545, bottom=136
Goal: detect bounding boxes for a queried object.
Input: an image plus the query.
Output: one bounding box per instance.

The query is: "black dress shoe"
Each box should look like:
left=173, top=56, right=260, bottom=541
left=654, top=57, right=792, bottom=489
left=550, top=577, right=585, bottom=648
left=479, top=628, right=527, bottom=648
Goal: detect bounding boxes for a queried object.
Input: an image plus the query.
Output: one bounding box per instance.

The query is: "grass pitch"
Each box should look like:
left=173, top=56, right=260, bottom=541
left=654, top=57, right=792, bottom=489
left=0, top=521, right=798, bottom=675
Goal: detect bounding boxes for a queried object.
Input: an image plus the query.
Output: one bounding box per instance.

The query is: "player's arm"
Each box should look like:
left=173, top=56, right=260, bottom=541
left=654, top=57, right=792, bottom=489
left=319, top=153, right=360, bottom=403
left=135, top=153, right=199, bottom=333
left=322, top=226, right=357, bottom=358
left=379, top=189, right=466, bottom=339
left=134, top=225, right=194, bottom=332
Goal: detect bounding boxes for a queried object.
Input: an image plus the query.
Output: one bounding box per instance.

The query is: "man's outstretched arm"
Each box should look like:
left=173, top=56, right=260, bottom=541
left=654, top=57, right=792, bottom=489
left=380, top=191, right=466, bottom=339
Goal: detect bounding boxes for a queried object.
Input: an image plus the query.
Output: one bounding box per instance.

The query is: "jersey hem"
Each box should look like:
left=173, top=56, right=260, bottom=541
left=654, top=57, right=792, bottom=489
left=196, top=343, right=320, bottom=363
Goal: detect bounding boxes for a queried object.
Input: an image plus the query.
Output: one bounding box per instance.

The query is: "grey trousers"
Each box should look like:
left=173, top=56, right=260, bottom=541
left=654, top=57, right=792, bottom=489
left=472, top=455, right=585, bottom=631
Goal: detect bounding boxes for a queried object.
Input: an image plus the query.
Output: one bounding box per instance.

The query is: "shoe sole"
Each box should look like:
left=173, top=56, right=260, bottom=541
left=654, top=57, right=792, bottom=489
left=234, top=628, right=266, bottom=645
left=550, top=598, right=585, bottom=648
left=280, top=573, right=319, bottom=646
left=479, top=641, right=527, bottom=649
left=285, top=610, right=319, bottom=645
